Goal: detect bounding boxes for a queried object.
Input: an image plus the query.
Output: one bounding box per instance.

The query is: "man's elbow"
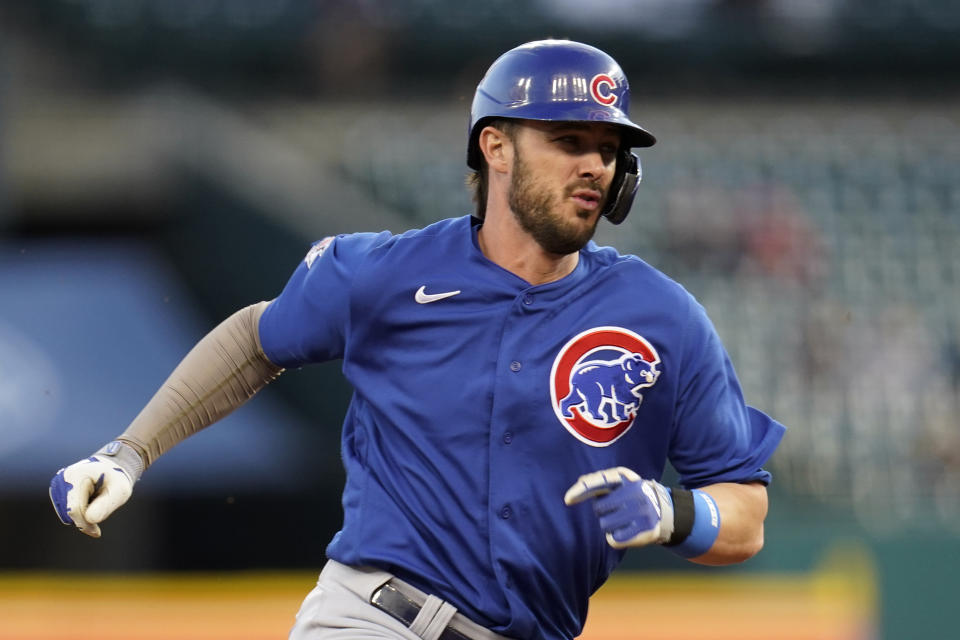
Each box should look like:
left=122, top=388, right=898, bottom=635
left=734, top=524, right=765, bottom=563
left=690, top=524, right=765, bottom=566
left=686, top=481, right=769, bottom=566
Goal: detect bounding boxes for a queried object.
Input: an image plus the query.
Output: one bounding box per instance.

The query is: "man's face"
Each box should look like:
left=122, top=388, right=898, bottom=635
left=507, top=120, right=621, bottom=255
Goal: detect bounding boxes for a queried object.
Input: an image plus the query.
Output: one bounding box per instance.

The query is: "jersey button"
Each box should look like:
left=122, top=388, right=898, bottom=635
left=503, top=432, right=513, bottom=444
left=500, top=505, right=513, bottom=519
left=509, top=361, right=522, bottom=372
left=522, top=294, right=533, bottom=305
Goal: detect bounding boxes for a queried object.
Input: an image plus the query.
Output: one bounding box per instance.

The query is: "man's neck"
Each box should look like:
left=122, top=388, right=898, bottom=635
left=476, top=213, right=579, bottom=286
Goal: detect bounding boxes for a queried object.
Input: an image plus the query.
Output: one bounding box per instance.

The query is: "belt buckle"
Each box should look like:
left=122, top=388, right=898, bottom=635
left=370, top=581, right=472, bottom=640
left=371, top=582, right=421, bottom=626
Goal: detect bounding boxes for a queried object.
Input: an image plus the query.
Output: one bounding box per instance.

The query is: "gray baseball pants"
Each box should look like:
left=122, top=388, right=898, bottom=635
left=288, top=560, right=514, bottom=640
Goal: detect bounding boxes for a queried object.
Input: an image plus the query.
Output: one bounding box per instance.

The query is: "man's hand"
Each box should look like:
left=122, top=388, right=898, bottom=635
left=49, top=441, right=143, bottom=538
left=564, top=466, right=674, bottom=549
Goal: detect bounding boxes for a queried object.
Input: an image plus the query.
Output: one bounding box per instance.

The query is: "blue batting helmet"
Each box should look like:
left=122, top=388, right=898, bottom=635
left=467, top=40, right=656, bottom=224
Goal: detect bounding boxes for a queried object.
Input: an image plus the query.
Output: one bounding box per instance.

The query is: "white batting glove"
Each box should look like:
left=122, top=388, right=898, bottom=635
left=564, top=466, right=675, bottom=549
left=49, top=441, right=144, bottom=538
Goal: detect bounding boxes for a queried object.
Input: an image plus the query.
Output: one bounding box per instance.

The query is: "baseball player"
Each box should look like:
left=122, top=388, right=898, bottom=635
left=50, top=40, right=785, bottom=640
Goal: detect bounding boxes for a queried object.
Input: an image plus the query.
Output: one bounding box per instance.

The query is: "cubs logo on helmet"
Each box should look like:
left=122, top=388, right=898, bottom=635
left=590, top=74, right=618, bottom=106
left=550, top=326, right=661, bottom=447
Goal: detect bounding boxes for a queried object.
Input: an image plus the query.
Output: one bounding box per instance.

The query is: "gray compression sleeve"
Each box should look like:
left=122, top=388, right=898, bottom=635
left=115, top=301, right=284, bottom=468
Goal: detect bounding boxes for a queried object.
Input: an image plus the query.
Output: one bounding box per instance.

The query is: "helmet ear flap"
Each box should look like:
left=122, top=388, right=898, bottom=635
left=602, top=150, right=642, bottom=225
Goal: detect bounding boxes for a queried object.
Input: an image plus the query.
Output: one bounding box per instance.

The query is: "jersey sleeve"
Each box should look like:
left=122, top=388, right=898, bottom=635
left=258, top=231, right=391, bottom=368
left=668, top=297, right=786, bottom=488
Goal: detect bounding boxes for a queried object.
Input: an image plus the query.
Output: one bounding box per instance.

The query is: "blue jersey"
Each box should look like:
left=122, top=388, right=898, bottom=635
left=259, top=215, right=785, bottom=640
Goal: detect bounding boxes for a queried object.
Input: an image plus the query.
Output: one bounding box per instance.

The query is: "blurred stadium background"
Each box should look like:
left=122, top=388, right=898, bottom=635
left=1, top=0, right=957, bottom=638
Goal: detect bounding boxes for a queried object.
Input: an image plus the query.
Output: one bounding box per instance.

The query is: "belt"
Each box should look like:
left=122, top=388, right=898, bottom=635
left=371, top=582, right=472, bottom=640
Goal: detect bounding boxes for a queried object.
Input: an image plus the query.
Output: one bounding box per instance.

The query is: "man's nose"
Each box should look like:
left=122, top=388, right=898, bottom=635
left=577, top=150, right=608, bottom=180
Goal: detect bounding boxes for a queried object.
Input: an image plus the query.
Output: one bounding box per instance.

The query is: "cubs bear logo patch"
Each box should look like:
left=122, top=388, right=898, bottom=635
left=550, top=326, right=661, bottom=447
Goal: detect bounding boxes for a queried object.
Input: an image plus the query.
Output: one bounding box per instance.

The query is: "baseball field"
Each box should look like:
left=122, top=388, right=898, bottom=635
left=0, top=560, right=875, bottom=639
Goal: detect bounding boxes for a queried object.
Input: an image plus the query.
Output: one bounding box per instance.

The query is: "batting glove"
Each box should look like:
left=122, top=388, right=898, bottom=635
left=564, top=466, right=674, bottom=549
left=49, top=441, right=144, bottom=538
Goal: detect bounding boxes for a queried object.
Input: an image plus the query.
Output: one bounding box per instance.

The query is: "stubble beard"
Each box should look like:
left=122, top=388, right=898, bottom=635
left=507, top=151, right=602, bottom=256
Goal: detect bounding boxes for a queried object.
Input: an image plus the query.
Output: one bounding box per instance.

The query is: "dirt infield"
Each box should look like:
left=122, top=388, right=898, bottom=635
left=0, top=564, right=875, bottom=639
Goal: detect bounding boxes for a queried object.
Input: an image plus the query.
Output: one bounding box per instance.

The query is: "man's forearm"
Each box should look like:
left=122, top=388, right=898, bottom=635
left=689, top=482, right=768, bottom=565
left=117, top=301, right=284, bottom=467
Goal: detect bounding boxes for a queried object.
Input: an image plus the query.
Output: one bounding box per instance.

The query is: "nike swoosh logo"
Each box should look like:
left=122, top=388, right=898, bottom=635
left=415, top=285, right=461, bottom=304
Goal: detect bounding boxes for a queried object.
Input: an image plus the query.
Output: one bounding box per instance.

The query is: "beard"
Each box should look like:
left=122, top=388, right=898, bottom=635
left=507, top=151, right=604, bottom=255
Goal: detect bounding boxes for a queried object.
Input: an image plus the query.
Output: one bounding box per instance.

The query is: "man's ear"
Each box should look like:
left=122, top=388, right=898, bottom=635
left=478, top=125, right=513, bottom=174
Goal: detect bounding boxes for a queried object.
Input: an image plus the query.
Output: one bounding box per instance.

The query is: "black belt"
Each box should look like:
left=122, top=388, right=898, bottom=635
left=370, top=582, right=473, bottom=640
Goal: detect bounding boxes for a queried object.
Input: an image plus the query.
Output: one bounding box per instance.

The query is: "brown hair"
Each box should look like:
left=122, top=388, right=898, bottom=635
left=466, top=119, right=519, bottom=219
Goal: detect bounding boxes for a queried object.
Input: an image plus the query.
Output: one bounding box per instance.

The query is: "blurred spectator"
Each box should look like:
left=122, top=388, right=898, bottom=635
left=302, top=1, right=390, bottom=96
left=535, top=0, right=717, bottom=37
left=661, top=182, right=824, bottom=285
left=661, top=183, right=745, bottom=274
left=739, top=185, right=826, bottom=285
